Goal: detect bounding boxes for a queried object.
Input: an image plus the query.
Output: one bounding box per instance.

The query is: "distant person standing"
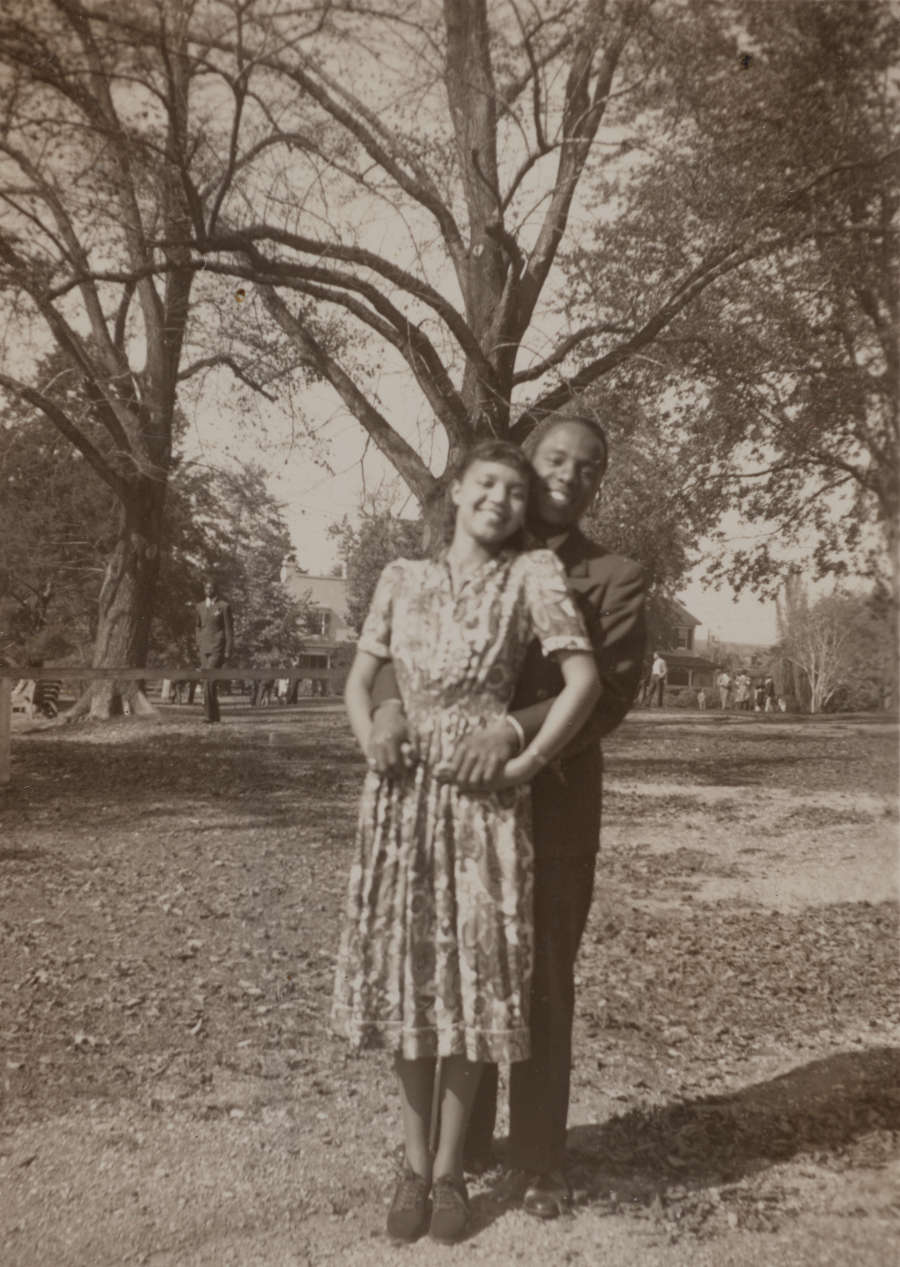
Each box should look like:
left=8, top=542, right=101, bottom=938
left=716, top=669, right=732, bottom=710
left=195, top=577, right=234, bottom=724
left=648, top=651, right=668, bottom=708
left=696, top=686, right=707, bottom=711
left=734, top=671, right=750, bottom=711
left=764, top=676, right=777, bottom=713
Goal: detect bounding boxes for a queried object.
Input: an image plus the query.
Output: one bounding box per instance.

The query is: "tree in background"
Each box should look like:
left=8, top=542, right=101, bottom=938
left=0, top=0, right=313, bottom=715
left=167, top=0, right=893, bottom=628
left=328, top=512, right=425, bottom=636
left=0, top=411, right=116, bottom=665
left=0, top=396, right=311, bottom=676
left=0, top=1, right=200, bottom=713
left=578, top=374, right=725, bottom=653
left=158, top=0, right=842, bottom=527
left=568, top=0, right=899, bottom=642
left=189, top=465, right=312, bottom=668
left=776, top=571, right=893, bottom=714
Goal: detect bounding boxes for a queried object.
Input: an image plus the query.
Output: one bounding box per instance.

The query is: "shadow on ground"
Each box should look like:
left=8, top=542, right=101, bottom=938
left=2, top=716, right=362, bottom=832
left=468, top=1047, right=900, bottom=1237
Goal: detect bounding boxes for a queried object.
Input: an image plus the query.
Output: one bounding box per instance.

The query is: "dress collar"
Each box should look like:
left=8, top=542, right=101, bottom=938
left=436, top=545, right=517, bottom=596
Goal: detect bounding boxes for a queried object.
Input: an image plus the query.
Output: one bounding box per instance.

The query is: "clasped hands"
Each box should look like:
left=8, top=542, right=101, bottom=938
left=366, top=700, right=539, bottom=790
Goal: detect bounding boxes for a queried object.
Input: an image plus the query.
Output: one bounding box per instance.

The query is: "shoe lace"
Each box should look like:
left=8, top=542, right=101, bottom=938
left=394, top=1171, right=427, bottom=1211
left=432, top=1176, right=466, bottom=1211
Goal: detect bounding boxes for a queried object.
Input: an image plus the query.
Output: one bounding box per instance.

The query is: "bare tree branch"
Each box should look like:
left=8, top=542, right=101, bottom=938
left=256, top=283, right=439, bottom=506
left=0, top=370, right=129, bottom=500
left=177, top=354, right=278, bottom=402
left=511, top=320, right=635, bottom=385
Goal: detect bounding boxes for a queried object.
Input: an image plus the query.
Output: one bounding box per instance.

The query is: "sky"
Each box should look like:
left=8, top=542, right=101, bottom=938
left=679, top=570, right=777, bottom=647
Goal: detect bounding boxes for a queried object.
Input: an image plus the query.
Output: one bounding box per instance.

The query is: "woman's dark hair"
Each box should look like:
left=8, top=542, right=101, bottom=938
left=430, top=439, right=533, bottom=553
left=452, top=439, right=533, bottom=486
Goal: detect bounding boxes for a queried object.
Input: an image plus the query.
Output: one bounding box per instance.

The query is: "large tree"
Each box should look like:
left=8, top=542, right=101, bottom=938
left=0, top=0, right=315, bottom=714
left=0, top=405, right=115, bottom=666
left=169, top=0, right=840, bottom=523
left=0, top=392, right=311, bottom=675
left=566, top=0, right=899, bottom=640
left=0, top=0, right=205, bottom=713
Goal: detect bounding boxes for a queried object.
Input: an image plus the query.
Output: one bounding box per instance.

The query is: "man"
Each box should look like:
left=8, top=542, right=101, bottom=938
left=763, top=675, right=777, bottom=713
left=716, top=668, right=732, bottom=710
left=648, top=650, right=667, bottom=708
left=734, top=670, right=750, bottom=712
left=369, top=410, right=647, bottom=1219
left=195, top=577, right=234, bottom=724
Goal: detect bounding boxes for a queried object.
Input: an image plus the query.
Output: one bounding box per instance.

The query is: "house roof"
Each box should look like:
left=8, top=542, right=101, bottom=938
left=663, top=651, right=720, bottom=670
left=668, top=598, right=701, bottom=628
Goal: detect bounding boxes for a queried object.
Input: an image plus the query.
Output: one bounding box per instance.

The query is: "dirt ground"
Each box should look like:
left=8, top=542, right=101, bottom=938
left=1, top=704, right=898, bottom=1266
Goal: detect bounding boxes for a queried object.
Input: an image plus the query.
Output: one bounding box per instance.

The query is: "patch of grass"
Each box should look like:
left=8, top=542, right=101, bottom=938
left=777, top=805, right=879, bottom=829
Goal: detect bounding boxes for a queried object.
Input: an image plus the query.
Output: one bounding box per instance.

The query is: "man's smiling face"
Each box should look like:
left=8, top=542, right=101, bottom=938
left=529, top=420, right=607, bottom=529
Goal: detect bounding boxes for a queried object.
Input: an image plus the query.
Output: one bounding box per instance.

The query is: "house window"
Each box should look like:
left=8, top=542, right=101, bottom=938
left=298, top=653, right=328, bottom=669
left=308, top=608, right=331, bottom=637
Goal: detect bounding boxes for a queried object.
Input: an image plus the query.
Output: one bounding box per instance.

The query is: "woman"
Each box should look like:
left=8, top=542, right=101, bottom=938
left=332, top=440, right=601, bottom=1244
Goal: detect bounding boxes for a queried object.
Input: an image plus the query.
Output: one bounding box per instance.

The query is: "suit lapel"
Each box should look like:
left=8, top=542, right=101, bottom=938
left=556, top=528, right=593, bottom=580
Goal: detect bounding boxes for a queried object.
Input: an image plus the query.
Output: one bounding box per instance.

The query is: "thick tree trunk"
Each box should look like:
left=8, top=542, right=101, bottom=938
left=888, top=510, right=900, bottom=710
left=68, top=478, right=165, bottom=720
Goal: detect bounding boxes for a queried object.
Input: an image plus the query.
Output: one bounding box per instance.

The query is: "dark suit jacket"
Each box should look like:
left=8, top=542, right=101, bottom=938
left=515, top=528, right=646, bottom=858
left=195, top=598, right=234, bottom=662
left=371, top=528, right=647, bottom=860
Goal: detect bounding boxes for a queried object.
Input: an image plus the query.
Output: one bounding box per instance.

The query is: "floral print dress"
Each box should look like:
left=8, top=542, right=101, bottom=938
left=331, top=548, right=591, bottom=1063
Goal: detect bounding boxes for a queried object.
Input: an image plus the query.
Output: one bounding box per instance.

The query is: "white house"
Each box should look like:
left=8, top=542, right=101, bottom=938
left=280, top=560, right=355, bottom=686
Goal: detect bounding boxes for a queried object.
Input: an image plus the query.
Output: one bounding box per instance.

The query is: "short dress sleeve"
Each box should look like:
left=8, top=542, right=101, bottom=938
left=356, top=560, right=405, bottom=659
left=522, top=549, right=593, bottom=656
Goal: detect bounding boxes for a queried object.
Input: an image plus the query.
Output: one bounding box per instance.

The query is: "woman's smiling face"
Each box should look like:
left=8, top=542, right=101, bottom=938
left=529, top=420, right=607, bottom=529
left=450, top=458, right=529, bottom=547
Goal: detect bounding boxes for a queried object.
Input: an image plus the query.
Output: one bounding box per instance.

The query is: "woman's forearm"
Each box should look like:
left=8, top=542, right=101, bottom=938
left=502, top=655, right=600, bottom=784
left=344, top=650, right=384, bottom=753
left=345, top=681, right=373, bottom=752
left=524, top=679, right=600, bottom=765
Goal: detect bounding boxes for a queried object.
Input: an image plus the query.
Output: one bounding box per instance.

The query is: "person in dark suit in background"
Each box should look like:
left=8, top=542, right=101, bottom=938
left=195, top=577, right=234, bottom=724
left=368, top=410, right=647, bottom=1221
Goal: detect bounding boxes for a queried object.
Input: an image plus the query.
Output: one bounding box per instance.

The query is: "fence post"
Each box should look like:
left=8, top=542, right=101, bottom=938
left=0, top=677, right=11, bottom=787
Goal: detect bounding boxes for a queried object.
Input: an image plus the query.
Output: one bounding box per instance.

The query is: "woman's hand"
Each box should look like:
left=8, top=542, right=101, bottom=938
left=433, top=719, right=520, bottom=789
left=367, top=699, right=414, bottom=774
left=437, top=748, right=545, bottom=790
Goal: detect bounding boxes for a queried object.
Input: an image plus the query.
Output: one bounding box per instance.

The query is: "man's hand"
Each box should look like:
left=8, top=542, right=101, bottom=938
left=436, top=720, right=519, bottom=789
left=367, top=699, right=412, bottom=775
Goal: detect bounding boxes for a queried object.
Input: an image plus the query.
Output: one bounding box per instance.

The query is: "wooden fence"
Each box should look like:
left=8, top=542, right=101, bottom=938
left=0, top=666, right=342, bottom=787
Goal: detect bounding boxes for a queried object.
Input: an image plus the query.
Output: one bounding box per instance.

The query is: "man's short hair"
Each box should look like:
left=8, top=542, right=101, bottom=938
left=521, top=408, right=609, bottom=476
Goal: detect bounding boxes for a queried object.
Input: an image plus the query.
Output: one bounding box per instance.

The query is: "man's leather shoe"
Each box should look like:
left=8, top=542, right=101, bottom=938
left=523, top=1170, right=571, bottom=1219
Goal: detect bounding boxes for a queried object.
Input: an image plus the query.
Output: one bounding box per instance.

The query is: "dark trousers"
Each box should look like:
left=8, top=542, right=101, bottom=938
left=201, top=651, right=223, bottom=722
left=466, top=853, right=596, bottom=1173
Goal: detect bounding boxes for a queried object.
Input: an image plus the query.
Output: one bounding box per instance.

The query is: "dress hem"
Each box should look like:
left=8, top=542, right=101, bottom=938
left=331, top=1012, right=531, bottom=1064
